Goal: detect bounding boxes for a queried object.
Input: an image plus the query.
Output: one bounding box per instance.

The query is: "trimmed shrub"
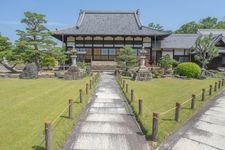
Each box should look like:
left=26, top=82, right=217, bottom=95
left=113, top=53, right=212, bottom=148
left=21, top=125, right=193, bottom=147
left=176, top=62, right=201, bottom=78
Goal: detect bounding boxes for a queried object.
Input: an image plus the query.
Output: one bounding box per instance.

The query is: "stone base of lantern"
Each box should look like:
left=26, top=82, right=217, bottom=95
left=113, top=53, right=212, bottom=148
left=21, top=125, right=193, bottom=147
left=133, top=67, right=152, bottom=81
left=64, top=66, right=84, bottom=80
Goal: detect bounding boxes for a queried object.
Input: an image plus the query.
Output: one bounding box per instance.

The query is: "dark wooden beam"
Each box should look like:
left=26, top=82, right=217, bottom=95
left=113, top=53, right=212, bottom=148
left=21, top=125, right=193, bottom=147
left=173, top=49, right=175, bottom=58
left=92, top=36, right=94, bottom=61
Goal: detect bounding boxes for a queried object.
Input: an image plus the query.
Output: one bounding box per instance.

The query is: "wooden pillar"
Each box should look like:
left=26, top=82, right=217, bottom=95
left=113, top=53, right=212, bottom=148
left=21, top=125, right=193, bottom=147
left=131, top=89, right=134, bottom=102
left=90, top=80, right=92, bottom=89
left=218, top=80, right=221, bottom=89
left=175, top=102, right=181, bottom=122
left=68, top=99, right=73, bottom=119
left=152, top=112, right=159, bottom=141
left=202, top=89, right=205, bottom=101
left=126, top=84, right=128, bottom=93
left=79, top=89, right=83, bottom=103
left=191, top=94, right=196, bottom=109
left=214, top=82, right=217, bottom=92
left=91, top=36, right=94, bottom=61
left=138, top=99, right=142, bottom=115
left=209, top=85, right=212, bottom=95
left=86, top=83, right=89, bottom=94
left=45, top=122, right=52, bottom=150
left=222, top=79, right=224, bottom=86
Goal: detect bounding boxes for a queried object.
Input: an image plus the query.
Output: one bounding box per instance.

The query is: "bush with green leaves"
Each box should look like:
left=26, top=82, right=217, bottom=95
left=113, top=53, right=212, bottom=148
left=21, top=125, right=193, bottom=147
left=176, top=62, right=201, bottom=78
left=159, top=54, right=177, bottom=74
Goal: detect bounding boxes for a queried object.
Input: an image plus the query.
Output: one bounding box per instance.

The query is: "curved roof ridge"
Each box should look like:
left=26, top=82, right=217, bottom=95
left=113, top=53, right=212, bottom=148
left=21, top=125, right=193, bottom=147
left=81, top=10, right=137, bottom=14
left=134, top=10, right=142, bottom=29
left=75, top=10, right=85, bottom=29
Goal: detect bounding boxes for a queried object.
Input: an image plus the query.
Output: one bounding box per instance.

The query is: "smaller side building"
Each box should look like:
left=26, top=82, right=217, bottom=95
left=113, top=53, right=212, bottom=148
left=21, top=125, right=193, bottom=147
left=160, top=29, right=225, bottom=69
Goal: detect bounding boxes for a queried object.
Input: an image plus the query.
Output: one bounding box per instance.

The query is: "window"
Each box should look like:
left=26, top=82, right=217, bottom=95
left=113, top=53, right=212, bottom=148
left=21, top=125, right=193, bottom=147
left=101, top=48, right=108, bottom=55
left=77, top=48, right=86, bottom=53
left=133, top=48, right=141, bottom=56
left=222, top=56, right=225, bottom=64
left=178, top=56, right=189, bottom=62
left=109, top=48, right=116, bottom=55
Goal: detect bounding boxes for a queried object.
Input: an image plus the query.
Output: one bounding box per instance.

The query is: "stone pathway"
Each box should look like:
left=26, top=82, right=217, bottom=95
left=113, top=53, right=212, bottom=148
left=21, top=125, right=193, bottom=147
left=159, top=90, right=225, bottom=150
left=63, top=72, right=150, bottom=150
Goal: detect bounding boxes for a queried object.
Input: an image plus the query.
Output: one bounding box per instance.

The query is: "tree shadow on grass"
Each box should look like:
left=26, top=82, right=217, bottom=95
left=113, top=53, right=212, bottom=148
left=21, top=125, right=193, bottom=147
left=32, top=145, right=45, bottom=150
left=161, top=118, right=174, bottom=121
left=60, top=115, right=69, bottom=119
left=181, top=107, right=191, bottom=110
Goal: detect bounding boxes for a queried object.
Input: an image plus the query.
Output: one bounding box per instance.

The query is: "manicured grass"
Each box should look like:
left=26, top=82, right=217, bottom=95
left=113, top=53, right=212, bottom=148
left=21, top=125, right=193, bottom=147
left=120, top=77, right=223, bottom=144
left=0, top=76, right=96, bottom=150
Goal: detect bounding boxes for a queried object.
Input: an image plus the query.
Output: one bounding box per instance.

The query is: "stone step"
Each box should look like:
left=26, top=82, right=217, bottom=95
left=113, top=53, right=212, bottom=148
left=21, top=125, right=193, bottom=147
left=85, top=113, right=127, bottom=122
left=79, top=121, right=133, bottom=134
left=71, top=133, right=149, bottom=150
left=91, top=102, right=124, bottom=108
left=91, top=61, right=117, bottom=71
left=89, top=107, right=127, bottom=114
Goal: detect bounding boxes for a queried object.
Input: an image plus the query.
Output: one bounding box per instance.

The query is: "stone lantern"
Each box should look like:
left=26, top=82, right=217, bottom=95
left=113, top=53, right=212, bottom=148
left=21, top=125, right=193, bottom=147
left=134, top=46, right=152, bottom=81
left=64, top=46, right=84, bottom=80
left=70, top=47, right=77, bottom=67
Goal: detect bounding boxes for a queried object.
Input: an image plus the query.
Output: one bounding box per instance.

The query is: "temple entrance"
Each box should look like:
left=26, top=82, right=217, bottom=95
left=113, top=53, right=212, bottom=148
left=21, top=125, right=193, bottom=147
left=92, top=48, right=116, bottom=61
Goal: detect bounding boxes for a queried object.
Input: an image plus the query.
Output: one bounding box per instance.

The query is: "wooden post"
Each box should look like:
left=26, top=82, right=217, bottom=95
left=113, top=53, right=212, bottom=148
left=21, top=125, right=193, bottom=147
left=90, top=80, right=92, bottom=89
left=86, top=83, right=89, bottom=94
left=126, top=84, right=128, bottom=93
left=175, top=102, right=181, bottom=122
left=79, top=89, right=83, bottom=103
left=218, top=80, right=221, bottom=89
left=202, top=89, right=205, bottom=101
left=209, top=85, right=212, bottom=96
left=152, top=112, right=159, bottom=141
left=214, top=82, right=217, bottom=92
left=123, top=80, right=125, bottom=89
left=69, top=99, right=73, bottom=119
left=222, top=79, right=224, bottom=86
left=191, top=94, right=196, bottom=109
left=45, top=122, right=52, bottom=150
left=131, top=89, right=134, bottom=102
left=138, top=99, right=142, bottom=115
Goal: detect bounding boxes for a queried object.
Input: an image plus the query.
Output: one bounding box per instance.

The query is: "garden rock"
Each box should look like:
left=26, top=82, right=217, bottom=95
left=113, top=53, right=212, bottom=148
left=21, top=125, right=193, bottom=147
left=19, top=64, right=38, bottom=79
left=64, top=66, right=84, bottom=80
left=55, top=72, right=64, bottom=78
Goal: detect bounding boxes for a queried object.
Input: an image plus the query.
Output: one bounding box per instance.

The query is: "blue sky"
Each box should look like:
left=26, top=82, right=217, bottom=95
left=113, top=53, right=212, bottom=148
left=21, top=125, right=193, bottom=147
left=0, top=0, right=225, bottom=42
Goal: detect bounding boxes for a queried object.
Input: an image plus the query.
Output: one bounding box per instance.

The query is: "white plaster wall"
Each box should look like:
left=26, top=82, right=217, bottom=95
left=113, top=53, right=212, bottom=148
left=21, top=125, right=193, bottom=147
left=162, top=51, right=173, bottom=59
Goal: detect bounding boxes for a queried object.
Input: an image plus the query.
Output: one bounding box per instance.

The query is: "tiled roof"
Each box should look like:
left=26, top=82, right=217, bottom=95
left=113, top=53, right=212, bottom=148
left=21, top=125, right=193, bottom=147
left=52, top=10, right=170, bottom=37
left=161, top=34, right=199, bottom=49
left=198, top=29, right=225, bottom=36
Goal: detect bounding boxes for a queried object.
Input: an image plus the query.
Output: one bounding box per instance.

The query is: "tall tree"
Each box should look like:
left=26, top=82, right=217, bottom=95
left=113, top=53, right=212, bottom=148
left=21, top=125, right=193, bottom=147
left=198, top=17, right=218, bottom=29
left=175, top=21, right=198, bottom=33
left=175, top=17, right=225, bottom=33
left=0, top=33, right=20, bottom=72
left=16, top=11, right=65, bottom=70
left=116, top=46, right=136, bottom=71
left=193, top=33, right=219, bottom=77
left=148, top=22, right=164, bottom=31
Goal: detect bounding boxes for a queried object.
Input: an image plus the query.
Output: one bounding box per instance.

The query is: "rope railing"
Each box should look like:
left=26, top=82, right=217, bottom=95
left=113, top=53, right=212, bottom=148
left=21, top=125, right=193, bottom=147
left=116, top=72, right=225, bottom=142
left=34, top=73, right=101, bottom=150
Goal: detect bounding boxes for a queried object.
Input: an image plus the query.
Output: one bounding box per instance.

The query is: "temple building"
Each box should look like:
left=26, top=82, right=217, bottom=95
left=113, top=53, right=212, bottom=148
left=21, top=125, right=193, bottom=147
left=52, top=10, right=225, bottom=69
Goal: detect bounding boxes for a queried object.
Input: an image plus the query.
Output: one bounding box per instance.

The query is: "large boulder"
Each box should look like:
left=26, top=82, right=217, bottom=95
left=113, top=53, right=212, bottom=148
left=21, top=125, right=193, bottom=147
left=19, top=64, right=38, bottom=79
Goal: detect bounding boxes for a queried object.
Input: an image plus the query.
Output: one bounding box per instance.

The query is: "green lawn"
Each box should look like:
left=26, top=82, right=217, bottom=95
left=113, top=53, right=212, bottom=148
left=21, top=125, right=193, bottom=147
left=120, top=77, right=223, bottom=145
left=0, top=76, right=95, bottom=150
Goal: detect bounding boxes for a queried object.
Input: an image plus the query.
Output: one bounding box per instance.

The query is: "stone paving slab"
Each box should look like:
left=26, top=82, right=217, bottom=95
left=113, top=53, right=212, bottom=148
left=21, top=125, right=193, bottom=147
left=86, top=113, right=126, bottom=122
left=159, top=90, right=225, bottom=150
left=172, top=137, right=218, bottom=150
left=80, top=121, right=133, bottom=134
left=63, top=72, right=150, bottom=150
